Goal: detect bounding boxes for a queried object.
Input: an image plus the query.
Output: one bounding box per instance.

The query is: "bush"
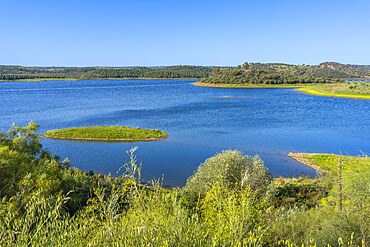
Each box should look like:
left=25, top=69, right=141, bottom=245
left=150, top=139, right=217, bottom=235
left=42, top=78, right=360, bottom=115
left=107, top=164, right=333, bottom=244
left=184, top=150, right=272, bottom=196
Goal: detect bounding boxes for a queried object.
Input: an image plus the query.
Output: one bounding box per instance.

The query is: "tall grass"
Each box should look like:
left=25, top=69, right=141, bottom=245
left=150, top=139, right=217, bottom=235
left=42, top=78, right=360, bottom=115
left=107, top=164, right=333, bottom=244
left=1, top=123, right=369, bottom=246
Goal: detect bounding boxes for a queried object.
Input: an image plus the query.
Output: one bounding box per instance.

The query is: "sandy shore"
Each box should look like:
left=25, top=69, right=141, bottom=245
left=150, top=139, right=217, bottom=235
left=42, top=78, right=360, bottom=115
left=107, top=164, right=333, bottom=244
left=287, top=152, right=322, bottom=171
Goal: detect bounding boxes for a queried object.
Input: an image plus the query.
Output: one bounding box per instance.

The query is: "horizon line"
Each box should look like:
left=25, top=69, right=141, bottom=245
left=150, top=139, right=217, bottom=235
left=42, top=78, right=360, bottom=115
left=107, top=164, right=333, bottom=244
left=1, top=61, right=368, bottom=68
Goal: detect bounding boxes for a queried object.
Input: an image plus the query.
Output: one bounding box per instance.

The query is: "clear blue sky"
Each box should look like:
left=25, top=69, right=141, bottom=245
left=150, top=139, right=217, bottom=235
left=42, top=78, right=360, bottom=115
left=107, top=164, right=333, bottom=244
left=0, top=0, right=369, bottom=66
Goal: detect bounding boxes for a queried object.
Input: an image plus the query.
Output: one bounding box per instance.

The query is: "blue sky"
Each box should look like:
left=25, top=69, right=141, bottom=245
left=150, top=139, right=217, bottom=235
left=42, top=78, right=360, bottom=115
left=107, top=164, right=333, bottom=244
left=0, top=0, right=369, bottom=66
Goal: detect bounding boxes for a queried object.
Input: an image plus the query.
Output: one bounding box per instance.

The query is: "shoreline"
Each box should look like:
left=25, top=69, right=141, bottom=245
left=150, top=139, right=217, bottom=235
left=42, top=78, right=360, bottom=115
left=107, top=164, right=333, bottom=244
left=193, top=82, right=301, bottom=88
left=0, top=77, right=199, bottom=83
left=4, top=78, right=370, bottom=100
left=42, top=133, right=167, bottom=142
left=0, top=78, right=79, bottom=82
left=287, top=152, right=322, bottom=172
left=195, top=82, right=370, bottom=100
left=296, top=88, right=370, bottom=100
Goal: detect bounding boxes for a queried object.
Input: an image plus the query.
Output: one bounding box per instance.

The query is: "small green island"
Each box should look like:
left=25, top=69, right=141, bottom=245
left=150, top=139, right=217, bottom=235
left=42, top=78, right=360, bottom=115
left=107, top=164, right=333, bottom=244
left=42, top=126, right=168, bottom=142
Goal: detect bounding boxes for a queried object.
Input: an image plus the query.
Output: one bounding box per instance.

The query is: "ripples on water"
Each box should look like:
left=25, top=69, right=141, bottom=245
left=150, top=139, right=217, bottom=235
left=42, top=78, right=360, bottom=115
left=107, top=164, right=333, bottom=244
left=1, top=79, right=370, bottom=187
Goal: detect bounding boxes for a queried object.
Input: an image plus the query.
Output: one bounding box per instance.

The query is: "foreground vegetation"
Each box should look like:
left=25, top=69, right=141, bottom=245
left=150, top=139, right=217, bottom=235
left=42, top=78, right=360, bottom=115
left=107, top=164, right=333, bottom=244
left=43, top=126, right=168, bottom=142
left=1, top=122, right=369, bottom=246
left=0, top=65, right=214, bottom=81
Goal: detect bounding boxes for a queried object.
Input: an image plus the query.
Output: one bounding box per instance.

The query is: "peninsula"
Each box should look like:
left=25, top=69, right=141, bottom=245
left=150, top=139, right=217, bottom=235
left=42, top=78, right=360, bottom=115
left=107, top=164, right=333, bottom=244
left=196, top=62, right=370, bottom=99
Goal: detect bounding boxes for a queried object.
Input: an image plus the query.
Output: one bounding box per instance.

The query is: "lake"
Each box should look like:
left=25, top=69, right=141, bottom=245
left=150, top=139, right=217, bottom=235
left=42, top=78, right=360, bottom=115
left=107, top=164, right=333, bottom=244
left=1, top=79, right=370, bottom=187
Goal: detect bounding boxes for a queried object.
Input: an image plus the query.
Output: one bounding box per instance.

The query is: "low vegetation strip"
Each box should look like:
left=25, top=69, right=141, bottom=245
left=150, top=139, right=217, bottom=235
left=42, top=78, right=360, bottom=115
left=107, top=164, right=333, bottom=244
left=195, top=81, right=370, bottom=100
left=289, top=152, right=370, bottom=175
left=193, top=82, right=301, bottom=88
left=297, top=83, right=370, bottom=100
left=301, top=153, right=370, bottom=173
left=42, top=126, right=168, bottom=142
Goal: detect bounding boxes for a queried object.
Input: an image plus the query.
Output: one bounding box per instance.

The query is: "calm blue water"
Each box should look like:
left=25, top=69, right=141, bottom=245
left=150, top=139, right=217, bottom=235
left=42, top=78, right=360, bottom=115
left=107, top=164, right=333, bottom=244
left=1, top=79, right=370, bottom=187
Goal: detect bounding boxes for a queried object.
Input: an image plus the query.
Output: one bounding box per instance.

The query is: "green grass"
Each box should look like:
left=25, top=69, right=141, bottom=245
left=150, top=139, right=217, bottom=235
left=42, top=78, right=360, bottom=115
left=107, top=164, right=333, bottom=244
left=301, top=153, right=370, bottom=174
left=43, top=126, right=168, bottom=142
left=195, top=81, right=370, bottom=100
left=297, top=83, right=370, bottom=99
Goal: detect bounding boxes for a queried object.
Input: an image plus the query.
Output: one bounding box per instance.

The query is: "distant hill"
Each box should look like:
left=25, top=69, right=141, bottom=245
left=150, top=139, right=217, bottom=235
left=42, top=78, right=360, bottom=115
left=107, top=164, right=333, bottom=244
left=0, top=65, right=214, bottom=80
left=199, top=62, right=370, bottom=85
left=319, top=62, right=370, bottom=78
left=1, top=62, right=369, bottom=82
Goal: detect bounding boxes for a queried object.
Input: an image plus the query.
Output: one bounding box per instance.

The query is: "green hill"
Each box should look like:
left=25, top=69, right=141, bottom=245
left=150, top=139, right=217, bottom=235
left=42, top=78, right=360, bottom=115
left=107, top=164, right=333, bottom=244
left=199, top=62, right=370, bottom=85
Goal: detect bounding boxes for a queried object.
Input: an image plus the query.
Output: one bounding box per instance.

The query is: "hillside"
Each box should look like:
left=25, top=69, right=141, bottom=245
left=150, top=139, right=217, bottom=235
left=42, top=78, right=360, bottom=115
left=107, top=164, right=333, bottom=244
left=2, top=62, right=369, bottom=82
left=199, top=62, right=370, bottom=85
left=319, top=62, right=370, bottom=78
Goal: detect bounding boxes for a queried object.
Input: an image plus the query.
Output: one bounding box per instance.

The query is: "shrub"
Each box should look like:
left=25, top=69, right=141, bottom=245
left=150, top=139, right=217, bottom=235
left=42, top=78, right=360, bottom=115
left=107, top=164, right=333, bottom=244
left=184, top=150, right=272, bottom=196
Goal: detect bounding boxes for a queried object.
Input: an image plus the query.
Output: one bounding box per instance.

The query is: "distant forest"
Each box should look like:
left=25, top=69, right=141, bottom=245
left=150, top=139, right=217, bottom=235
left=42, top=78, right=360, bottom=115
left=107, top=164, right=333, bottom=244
left=0, top=65, right=214, bottom=80
left=1, top=62, right=370, bottom=83
left=199, top=62, right=370, bottom=85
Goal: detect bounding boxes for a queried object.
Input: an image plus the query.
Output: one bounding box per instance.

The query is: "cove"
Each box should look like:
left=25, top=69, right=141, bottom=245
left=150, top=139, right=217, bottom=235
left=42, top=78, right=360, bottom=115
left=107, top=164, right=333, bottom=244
left=1, top=79, right=370, bottom=187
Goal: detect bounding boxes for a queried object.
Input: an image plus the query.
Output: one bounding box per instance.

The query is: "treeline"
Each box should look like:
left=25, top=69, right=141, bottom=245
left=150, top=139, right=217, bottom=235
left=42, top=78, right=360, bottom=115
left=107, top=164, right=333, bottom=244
left=3, top=62, right=369, bottom=82
left=1, top=122, right=369, bottom=246
left=0, top=65, right=213, bottom=80
left=200, top=62, right=370, bottom=85
left=86, top=66, right=212, bottom=79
